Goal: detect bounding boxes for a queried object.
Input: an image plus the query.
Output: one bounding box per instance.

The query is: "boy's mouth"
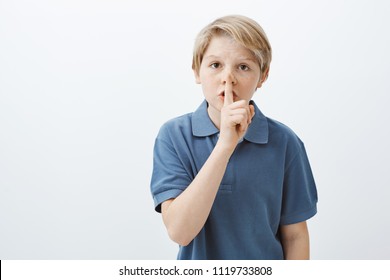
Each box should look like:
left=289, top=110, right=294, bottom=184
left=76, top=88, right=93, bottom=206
left=219, top=91, right=238, bottom=100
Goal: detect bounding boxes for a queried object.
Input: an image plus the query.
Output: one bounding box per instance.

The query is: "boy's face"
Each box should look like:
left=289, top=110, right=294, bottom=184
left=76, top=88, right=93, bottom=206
left=194, top=35, right=265, bottom=122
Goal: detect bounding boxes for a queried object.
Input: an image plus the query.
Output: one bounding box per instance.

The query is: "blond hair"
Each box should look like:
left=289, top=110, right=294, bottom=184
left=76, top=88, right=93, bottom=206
left=192, top=15, right=272, bottom=80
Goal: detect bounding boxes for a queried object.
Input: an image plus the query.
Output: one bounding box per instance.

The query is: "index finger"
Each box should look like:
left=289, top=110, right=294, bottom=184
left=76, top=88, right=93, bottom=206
left=224, top=82, right=234, bottom=106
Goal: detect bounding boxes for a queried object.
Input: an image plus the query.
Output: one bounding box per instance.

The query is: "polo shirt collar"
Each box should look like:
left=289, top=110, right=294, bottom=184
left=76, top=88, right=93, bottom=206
left=192, top=100, right=219, bottom=137
left=192, top=100, right=269, bottom=144
left=244, top=100, right=269, bottom=144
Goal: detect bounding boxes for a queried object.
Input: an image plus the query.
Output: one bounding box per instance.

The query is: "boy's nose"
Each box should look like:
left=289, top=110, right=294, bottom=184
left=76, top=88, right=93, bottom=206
left=221, top=68, right=237, bottom=85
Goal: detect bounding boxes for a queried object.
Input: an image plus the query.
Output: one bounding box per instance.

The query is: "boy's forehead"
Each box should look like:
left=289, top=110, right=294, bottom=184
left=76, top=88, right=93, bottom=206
left=204, top=54, right=257, bottom=63
left=203, top=36, right=257, bottom=61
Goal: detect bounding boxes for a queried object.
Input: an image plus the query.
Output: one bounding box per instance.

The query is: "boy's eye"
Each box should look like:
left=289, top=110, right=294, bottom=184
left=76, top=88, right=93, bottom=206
left=239, top=64, right=250, bottom=71
left=210, top=63, right=220, bottom=69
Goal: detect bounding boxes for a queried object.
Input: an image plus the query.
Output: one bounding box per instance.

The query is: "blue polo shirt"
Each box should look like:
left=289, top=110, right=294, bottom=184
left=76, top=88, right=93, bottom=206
left=151, top=100, right=317, bottom=260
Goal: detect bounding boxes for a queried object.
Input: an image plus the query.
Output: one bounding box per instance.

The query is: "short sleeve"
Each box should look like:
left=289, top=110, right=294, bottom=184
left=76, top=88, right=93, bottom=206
left=280, top=143, right=318, bottom=225
left=150, top=134, right=192, bottom=213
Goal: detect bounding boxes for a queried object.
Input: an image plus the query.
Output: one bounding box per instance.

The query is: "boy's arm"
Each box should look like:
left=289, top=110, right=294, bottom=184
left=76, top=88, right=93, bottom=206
left=280, top=221, right=310, bottom=260
left=161, top=82, right=254, bottom=246
left=161, top=143, right=232, bottom=246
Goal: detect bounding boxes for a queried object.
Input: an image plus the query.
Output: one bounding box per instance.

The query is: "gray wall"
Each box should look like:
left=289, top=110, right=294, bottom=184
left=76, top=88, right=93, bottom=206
left=1, top=0, right=389, bottom=259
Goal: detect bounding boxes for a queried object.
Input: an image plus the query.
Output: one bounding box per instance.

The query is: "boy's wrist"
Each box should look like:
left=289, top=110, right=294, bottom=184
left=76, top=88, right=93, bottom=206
left=214, top=139, right=236, bottom=158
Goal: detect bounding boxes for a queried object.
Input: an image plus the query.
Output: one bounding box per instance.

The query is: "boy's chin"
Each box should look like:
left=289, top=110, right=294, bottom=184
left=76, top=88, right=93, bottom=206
left=206, top=101, right=223, bottom=111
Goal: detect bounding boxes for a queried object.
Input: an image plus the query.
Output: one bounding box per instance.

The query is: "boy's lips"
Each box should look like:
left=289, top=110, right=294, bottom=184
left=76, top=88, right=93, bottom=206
left=219, top=91, right=238, bottom=101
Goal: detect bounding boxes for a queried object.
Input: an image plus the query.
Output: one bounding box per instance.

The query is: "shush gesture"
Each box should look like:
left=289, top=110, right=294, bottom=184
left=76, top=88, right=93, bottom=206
left=152, top=15, right=317, bottom=261
left=219, top=81, right=255, bottom=151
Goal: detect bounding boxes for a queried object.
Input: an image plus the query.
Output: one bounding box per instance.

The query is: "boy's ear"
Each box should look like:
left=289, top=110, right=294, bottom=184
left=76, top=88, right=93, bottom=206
left=257, top=68, right=269, bottom=88
left=193, top=69, right=201, bottom=84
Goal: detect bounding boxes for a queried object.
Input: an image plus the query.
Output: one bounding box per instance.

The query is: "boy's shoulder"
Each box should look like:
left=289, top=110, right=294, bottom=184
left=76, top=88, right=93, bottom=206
left=156, top=112, right=194, bottom=141
left=161, top=112, right=193, bottom=130
left=267, top=117, right=298, bottom=136
left=266, top=116, right=305, bottom=151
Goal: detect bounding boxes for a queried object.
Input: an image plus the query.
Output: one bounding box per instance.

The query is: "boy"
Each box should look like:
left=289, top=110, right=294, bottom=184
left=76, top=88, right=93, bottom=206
left=150, top=15, right=317, bottom=260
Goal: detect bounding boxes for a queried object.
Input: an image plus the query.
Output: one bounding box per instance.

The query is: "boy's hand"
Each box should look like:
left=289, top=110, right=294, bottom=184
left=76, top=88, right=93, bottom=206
left=218, top=82, right=255, bottom=151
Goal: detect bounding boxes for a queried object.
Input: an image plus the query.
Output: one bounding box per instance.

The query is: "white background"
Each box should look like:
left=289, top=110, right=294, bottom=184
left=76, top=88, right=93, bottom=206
left=1, top=0, right=389, bottom=259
